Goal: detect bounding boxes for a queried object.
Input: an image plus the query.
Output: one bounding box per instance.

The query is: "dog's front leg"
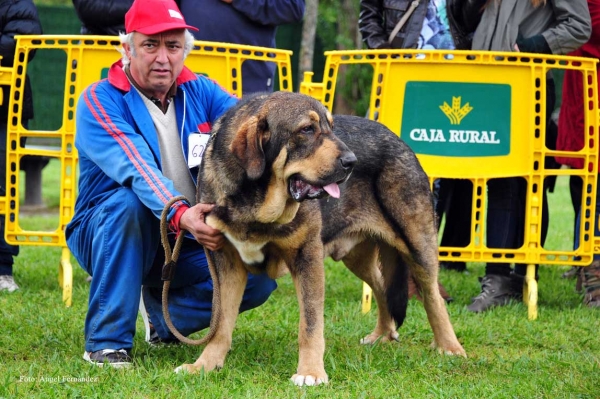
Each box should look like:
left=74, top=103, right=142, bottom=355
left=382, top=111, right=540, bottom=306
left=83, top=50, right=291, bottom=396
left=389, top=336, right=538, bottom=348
left=289, top=247, right=328, bottom=386
left=175, top=251, right=248, bottom=374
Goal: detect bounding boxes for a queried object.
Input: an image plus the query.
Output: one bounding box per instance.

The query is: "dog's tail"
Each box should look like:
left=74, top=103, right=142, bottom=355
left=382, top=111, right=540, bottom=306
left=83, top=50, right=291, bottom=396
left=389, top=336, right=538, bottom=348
left=379, top=243, right=409, bottom=328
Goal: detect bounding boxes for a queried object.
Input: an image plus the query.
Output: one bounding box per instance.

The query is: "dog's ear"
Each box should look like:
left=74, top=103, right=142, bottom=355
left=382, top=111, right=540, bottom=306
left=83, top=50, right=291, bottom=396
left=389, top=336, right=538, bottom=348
left=230, top=115, right=267, bottom=180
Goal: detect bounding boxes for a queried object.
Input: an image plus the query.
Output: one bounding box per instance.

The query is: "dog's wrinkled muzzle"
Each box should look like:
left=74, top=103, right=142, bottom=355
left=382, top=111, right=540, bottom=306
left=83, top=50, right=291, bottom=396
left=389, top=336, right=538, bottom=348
left=288, top=147, right=356, bottom=202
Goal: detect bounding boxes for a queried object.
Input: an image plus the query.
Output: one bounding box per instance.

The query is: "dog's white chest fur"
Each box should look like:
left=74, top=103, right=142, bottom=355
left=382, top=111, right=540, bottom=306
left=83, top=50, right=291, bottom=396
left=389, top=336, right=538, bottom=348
left=224, top=232, right=266, bottom=264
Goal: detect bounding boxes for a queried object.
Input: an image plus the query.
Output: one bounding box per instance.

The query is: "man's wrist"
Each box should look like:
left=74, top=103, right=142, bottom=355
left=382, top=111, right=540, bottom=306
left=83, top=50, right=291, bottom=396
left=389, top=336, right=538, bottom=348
left=169, top=204, right=190, bottom=233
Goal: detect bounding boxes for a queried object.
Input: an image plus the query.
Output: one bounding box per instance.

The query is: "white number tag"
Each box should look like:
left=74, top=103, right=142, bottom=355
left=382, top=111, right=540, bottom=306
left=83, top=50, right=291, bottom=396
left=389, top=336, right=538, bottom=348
left=188, top=133, right=210, bottom=168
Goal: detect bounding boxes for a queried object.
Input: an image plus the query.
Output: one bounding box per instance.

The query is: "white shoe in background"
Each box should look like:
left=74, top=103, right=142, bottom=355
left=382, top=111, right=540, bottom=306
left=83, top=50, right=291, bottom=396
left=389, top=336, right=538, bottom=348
left=0, top=275, right=19, bottom=292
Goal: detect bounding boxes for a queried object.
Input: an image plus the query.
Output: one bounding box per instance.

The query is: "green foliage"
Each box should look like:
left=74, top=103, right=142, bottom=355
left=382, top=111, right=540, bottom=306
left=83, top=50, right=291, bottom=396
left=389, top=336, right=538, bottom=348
left=317, top=0, right=338, bottom=48
left=317, top=0, right=361, bottom=50
left=338, top=65, right=374, bottom=117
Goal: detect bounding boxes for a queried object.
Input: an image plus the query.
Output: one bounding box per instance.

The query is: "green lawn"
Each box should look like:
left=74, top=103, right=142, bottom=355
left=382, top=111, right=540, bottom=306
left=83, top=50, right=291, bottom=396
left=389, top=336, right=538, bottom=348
left=1, top=162, right=598, bottom=398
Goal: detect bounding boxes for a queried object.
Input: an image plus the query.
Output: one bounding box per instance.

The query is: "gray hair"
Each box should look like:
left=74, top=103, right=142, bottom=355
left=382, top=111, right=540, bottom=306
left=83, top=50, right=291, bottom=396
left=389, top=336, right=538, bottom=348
left=118, top=30, right=196, bottom=66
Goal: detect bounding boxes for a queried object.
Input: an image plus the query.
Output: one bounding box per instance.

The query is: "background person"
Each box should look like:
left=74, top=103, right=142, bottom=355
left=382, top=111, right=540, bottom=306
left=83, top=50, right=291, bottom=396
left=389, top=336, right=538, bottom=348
left=0, top=0, right=43, bottom=292
left=456, top=0, right=592, bottom=313
left=66, top=0, right=277, bottom=368
left=178, top=0, right=305, bottom=95
left=555, top=0, right=600, bottom=308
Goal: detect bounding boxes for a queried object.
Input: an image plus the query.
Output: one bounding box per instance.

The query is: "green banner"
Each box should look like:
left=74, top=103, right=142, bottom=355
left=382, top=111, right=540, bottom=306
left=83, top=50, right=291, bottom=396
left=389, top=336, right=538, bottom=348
left=400, top=82, right=511, bottom=156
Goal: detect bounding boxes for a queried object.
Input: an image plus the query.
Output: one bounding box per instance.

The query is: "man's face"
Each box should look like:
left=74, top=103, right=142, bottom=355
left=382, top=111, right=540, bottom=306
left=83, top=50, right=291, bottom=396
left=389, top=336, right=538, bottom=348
left=124, top=30, right=186, bottom=99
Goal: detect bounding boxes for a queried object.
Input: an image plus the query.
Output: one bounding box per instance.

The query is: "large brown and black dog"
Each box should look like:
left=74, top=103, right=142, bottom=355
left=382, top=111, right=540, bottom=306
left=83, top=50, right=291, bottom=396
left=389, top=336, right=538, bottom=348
left=174, top=91, right=466, bottom=385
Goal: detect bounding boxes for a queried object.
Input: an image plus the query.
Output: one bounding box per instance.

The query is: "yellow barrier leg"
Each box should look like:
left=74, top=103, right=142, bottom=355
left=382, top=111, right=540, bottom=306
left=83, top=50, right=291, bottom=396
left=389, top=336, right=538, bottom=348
left=524, top=263, right=537, bottom=320
left=59, top=247, right=73, bottom=307
left=362, top=282, right=372, bottom=314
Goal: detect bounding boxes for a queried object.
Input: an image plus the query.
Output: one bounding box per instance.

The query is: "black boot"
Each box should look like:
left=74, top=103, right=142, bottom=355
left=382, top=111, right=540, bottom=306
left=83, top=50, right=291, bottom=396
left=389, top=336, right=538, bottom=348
left=578, top=261, right=600, bottom=308
left=467, top=273, right=523, bottom=313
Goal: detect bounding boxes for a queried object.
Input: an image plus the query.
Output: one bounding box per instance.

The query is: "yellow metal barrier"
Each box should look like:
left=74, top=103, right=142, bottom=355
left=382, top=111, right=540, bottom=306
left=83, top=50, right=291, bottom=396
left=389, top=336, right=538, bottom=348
left=2, top=35, right=293, bottom=306
left=301, top=49, right=599, bottom=319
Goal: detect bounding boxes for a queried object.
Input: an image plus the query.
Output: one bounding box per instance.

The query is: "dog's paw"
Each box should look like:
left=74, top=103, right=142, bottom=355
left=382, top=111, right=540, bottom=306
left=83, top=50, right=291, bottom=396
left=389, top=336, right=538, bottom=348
left=174, top=362, right=221, bottom=374
left=174, top=364, right=197, bottom=374
left=360, top=330, right=399, bottom=345
left=431, top=340, right=467, bottom=358
left=290, top=372, right=329, bottom=386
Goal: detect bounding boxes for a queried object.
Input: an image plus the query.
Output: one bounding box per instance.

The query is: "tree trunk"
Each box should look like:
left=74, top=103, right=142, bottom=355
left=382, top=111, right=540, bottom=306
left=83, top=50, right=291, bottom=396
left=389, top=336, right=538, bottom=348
left=298, top=0, right=319, bottom=91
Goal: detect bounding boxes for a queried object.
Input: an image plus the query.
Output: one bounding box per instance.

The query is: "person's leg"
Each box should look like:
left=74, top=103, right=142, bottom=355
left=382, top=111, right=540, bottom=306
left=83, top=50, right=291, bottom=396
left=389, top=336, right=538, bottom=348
left=570, top=175, right=583, bottom=221
left=439, top=179, right=472, bottom=272
left=0, top=214, right=19, bottom=273
left=0, top=122, right=19, bottom=292
left=562, top=176, right=584, bottom=278
left=142, top=240, right=277, bottom=339
left=468, top=177, right=523, bottom=312
left=484, top=177, right=521, bottom=276
left=576, top=178, right=600, bottom=307
left=66, top=187, right=160, bottom=353
left=0, top=214, right=19, bottom=292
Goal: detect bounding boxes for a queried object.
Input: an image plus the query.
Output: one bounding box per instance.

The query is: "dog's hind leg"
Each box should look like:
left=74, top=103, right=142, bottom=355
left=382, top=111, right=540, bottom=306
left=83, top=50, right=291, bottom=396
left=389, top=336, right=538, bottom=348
left=374, top=163, right=466, bottom=357
left=401, top=234, right=466, bottom=357
left=409, top=259, right=465, bottom=356
left=341, top=240, right=404, bottom=344
left=175, top=249, right=248, bottom=374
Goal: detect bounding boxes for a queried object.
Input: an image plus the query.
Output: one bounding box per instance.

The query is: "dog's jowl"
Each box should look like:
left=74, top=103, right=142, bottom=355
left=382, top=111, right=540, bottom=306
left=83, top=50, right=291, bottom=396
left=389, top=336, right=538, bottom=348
left=174, top=91, right=466, bottom=386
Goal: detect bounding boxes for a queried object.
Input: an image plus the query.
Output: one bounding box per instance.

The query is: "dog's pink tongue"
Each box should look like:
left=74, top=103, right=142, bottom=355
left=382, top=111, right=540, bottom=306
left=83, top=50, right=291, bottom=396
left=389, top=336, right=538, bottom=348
left=323, top=183, right=340, bottom=198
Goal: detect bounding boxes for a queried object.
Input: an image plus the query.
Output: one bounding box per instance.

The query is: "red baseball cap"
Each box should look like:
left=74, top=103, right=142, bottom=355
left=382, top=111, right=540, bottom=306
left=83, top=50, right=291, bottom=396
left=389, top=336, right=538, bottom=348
left=125, top=0, right=199, bottom=35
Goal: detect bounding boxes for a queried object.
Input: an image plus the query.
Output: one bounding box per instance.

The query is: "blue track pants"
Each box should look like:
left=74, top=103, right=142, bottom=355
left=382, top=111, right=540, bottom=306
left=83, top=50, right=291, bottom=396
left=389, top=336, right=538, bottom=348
left=66, top=187, right=277, bottom=352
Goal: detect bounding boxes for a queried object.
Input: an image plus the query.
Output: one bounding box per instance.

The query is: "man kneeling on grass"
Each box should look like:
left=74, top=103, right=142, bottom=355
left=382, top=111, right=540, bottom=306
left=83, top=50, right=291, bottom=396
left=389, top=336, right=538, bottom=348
left=66, top=0, right=276, bottom=367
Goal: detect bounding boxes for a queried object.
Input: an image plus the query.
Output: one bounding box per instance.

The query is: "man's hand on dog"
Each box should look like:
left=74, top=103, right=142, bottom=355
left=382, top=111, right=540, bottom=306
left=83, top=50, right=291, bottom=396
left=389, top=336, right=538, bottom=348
left=179, top=204, right=225, bottom=251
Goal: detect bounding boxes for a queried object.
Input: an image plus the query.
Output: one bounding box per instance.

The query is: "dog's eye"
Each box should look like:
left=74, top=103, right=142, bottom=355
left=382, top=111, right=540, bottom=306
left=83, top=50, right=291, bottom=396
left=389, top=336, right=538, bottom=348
left=299, top=126, right=314, bottom=135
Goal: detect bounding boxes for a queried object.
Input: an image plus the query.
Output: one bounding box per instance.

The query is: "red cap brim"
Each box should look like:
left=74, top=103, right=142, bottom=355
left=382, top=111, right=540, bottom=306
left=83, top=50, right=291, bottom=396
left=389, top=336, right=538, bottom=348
left=134, top=22, right=198, bottom=35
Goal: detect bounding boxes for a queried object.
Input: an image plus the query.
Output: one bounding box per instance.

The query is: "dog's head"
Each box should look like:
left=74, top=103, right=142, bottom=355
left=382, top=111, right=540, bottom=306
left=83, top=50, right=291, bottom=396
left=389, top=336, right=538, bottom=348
left=229, top=91, right=356, bottom=202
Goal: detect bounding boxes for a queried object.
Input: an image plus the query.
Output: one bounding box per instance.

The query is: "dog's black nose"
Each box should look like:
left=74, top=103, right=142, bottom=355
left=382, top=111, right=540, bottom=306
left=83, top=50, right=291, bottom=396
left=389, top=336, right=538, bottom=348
left=340, top=151, right=357, bottom=170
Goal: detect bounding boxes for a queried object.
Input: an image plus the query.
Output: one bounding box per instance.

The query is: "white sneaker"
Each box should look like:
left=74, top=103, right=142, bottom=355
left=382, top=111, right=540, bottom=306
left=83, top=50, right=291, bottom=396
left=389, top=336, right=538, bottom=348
left=0, top=275, right=19, bottom=292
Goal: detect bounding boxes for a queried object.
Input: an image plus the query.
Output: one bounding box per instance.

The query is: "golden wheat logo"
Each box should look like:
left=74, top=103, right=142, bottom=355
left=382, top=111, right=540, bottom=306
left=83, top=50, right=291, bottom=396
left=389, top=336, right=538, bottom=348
left=440, top=96, right=473, bottom=125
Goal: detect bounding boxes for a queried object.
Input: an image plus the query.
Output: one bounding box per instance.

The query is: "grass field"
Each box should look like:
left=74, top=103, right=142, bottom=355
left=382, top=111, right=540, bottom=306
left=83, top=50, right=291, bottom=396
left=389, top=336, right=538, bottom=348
left=1, top=160, right=599, bottom=398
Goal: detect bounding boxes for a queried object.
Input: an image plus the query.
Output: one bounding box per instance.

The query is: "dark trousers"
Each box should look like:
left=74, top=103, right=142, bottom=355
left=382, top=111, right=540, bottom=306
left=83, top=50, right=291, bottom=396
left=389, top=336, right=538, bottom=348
left=569, top=175, right=583, bottom=243
left=436, top=179, right=472, bottom=248
left=0, top=122, right=19, bottom=275
left=486, top=77, right=555, bottom=277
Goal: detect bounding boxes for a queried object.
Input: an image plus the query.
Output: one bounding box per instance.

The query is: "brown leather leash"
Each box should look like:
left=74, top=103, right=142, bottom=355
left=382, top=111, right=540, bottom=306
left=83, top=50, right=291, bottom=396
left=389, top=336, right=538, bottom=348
left=159, top=195, right=221, bottom=345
